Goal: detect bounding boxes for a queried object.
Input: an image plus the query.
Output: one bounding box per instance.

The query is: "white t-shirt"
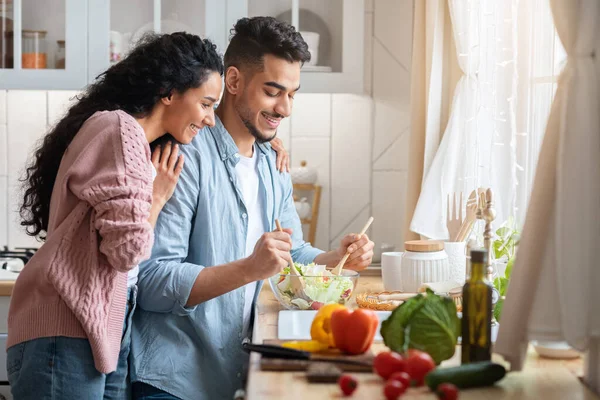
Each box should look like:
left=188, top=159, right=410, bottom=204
left=127, top=166, right=157, bottom=287
left=235, top=149, right=266, bottom=338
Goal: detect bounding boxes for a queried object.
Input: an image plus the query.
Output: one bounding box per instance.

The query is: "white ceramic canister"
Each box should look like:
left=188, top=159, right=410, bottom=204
left=400, top=240, right=450, bottom=293
left=444, top=241, right=467, bottom=285
left=381, top=251, right=403, bottom=291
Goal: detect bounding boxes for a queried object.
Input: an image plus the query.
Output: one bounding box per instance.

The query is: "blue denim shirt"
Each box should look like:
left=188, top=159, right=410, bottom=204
left=130, top=116, right=323, bottom=400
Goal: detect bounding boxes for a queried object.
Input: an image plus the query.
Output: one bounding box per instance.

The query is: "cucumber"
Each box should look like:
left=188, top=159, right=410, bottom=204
left=425, top=361, right=506, bottom=390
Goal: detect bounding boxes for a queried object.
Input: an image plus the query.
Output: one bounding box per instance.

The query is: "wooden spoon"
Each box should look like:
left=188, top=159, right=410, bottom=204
left=454, top=190, right=478, bottom=242
left=275, top=219, right=310, bottom=301
left=331, top=216, right=375, bottom=276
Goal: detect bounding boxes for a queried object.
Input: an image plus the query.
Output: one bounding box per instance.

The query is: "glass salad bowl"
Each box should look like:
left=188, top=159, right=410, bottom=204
left=268, top=263, right=359, bottom=310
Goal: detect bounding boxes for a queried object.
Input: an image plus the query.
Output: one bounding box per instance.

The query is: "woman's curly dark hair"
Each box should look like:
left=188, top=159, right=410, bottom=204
left=21, top=32, right=224, bottom=239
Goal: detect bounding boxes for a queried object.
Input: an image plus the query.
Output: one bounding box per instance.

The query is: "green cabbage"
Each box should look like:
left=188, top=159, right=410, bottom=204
left=380, top=290, right=460, bottom=364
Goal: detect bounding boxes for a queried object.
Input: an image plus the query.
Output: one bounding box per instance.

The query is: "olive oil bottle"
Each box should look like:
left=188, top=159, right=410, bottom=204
left=461, top=249, right=493, bottom=364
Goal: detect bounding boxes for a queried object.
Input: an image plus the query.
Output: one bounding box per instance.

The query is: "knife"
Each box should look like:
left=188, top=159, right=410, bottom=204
left=242, top=342, right=373, bottom=368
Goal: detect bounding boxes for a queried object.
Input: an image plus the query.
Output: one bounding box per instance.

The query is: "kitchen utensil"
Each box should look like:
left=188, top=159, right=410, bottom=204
left=446, top=192, right=463, bottom=241
left=268, top=269, right=358, bottom=310
left=243, top=341, right=373, bottom=372
left=444, top=241, right=467, bottom=284
left=274, top=219, right=310, bottom=302
left=381, top=251, right=403, bottom=291
left=355, top=291, right=403, bottom=311
left=331, top=216, right=374, bottom=276
left=306, top=363, right=343, bottom=383
left=455, top=190, right=479, bottom=242
left=377, top=292, right=418, bottom=301
left=290, top=160, right=318, bottom=185
left=400, top=240, right=450, bottom=292
left=480, top=188, right=497, bottom=281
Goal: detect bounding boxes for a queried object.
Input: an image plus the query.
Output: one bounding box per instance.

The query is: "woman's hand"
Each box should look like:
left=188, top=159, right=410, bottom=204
left=151, top=141, right=184, bottom=207
left=271, top=137, right=290, bottom=173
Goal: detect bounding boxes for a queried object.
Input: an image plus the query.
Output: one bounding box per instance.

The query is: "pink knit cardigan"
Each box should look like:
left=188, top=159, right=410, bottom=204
left=7, top=110, right=154, bottom=374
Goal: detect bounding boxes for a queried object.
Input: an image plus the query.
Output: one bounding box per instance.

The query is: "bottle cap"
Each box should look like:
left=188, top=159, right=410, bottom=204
left=470, top=249, right=488, bottom=264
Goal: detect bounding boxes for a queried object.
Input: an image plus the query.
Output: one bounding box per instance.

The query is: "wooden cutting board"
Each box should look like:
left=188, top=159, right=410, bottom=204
left=259, top=340, right=374, bottom=372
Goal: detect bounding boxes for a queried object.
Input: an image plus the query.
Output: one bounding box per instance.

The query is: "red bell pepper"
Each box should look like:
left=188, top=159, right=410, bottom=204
left=330, top=308, right=379, bottom=355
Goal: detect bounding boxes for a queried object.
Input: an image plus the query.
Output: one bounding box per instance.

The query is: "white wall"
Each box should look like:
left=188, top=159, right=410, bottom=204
left=0, top=0, right=414, bottom=254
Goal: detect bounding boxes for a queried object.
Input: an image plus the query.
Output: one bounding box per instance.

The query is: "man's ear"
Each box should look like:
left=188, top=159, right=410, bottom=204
left=225, top=66, right=243, bottom=95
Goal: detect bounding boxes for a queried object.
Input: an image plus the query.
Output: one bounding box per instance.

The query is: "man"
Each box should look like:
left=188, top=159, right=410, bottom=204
left=130, top=17, right=374, bottom=400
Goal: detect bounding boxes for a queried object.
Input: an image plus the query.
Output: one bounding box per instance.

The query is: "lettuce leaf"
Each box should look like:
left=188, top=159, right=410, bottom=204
left=380, top=290, right=460, bottom=364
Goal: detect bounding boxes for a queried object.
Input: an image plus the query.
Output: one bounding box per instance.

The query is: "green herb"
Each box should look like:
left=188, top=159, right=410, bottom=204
left=380, top=290, right=460, bottom=364
left=492, top=219, right=519, bottom=321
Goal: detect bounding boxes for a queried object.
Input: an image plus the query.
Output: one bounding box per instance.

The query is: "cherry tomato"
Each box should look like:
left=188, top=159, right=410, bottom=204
left=437, top=383, right=459, bottom=400
left=405, top=349, right=436, bottom=386
left=383, top=380, right=407, bottom=400
left=388, top=371, right=411, bottom=388
left=338, top=374, right=358, bottom=396
left=373, top=351, right=406, bottom=379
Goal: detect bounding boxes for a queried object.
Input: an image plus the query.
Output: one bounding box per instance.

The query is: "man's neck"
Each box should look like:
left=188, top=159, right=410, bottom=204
left=216, top=101, right=255, bottom=157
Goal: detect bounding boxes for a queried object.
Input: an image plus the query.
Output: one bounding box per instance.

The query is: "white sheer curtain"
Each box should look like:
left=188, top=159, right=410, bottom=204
left=495, top=0, right=600, bottom=385
left=410, top=0, right=518, bottom=240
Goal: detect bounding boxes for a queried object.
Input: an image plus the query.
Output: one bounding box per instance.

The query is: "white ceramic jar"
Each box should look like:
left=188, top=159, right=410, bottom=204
left=400, top=240, right=450, bottom=292
left=290, top=160, right=318, bottom=185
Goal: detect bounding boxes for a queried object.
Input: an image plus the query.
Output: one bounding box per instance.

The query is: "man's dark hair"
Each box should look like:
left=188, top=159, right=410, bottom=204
left=224, top=16, right=311, bottom=71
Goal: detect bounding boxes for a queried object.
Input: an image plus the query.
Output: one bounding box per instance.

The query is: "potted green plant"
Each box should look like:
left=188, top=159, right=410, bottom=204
left=492, top=218, right=520, bottom=322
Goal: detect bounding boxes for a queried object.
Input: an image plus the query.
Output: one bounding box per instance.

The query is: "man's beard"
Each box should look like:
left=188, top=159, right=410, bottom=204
left=236, top=103, right=278, bottom=143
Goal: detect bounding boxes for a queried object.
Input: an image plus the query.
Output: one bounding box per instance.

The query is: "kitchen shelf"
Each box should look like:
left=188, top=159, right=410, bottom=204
left=293, top=183, right=321, bottom=245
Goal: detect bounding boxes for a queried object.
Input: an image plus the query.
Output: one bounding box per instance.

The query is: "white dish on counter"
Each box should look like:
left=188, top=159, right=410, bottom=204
left=532, top=341, right=581, bottom=359
left=277, top=310, right=499, bottom=343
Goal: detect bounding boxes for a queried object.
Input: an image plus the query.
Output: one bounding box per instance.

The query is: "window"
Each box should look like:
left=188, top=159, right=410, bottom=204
left=515, top=0, right=566, bottom=225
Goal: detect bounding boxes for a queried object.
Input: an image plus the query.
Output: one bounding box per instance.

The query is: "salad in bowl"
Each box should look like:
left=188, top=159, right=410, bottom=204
left=268, top=263, right=359, bottom=310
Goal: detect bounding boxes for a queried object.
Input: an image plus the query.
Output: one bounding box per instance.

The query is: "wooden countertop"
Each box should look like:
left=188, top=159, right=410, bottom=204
left=247, top=276, right=599, bottom=400
left=0, top=281, right=15, bottom=296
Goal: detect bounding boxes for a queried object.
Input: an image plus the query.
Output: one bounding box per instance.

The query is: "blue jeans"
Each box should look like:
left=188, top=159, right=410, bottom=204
left=7, top=286, right=137, bottom=399
left=132, top=382, right=181, bottom=399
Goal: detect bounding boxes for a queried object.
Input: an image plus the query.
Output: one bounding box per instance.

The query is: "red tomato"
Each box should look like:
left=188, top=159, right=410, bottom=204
left=437, top=383, right=459, bottom=400
left=388, top=371, right=411, bottom=388
left=383, top=380, right=407, bottom=400
left=338, top=374, right=358, bottom=396
left=373, top=351, right=406, bottom=379
left=405, top=349, right=436, bottom=386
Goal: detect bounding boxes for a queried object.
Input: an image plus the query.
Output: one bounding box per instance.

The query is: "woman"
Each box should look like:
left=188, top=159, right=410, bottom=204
left=5, top=32, right=274, bottom=400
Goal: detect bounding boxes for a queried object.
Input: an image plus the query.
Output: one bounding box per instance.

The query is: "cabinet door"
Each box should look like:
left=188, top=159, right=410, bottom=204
left=0, top=0, right=88, bottom=90
left=108, top=0, right=233, bottom=64
left=245, top=0, right=364, bottom=93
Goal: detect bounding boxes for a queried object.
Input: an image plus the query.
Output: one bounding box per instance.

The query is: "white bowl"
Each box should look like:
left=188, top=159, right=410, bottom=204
left=532, top=341, right=581, bottom=359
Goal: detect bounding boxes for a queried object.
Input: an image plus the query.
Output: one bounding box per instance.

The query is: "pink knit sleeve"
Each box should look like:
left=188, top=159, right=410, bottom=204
left=74, top=111, right=154, bottom=272
left=81, top=176, right=153, bottom=272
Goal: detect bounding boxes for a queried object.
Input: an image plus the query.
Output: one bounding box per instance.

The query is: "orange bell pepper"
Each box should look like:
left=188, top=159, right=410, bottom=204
left=330, top=308, right=379, bottom=355
left=310, top=303, right=346, bottom=347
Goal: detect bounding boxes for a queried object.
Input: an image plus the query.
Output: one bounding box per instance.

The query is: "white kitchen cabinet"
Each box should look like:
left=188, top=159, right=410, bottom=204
left=0, top=0, right=97, bottom=90
left=107, top=0, right=364, bottom=93
left=108, top=0, right=244, bottom=66
left=1, top=0, right=364, bottom=93
left=244, top=0, right=364, bottom=93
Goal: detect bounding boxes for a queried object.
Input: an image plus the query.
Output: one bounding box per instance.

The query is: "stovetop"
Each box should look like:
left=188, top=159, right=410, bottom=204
left=0, top=247, right=38, bottom=281
left=0, top=247, right=37, bottom=264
